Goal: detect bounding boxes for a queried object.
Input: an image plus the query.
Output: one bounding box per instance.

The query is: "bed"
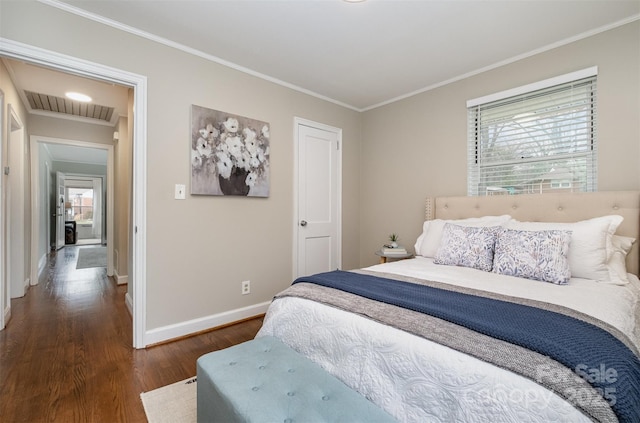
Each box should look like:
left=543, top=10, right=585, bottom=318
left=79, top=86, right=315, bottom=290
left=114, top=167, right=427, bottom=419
left=256, top=191, right=640, bottom=423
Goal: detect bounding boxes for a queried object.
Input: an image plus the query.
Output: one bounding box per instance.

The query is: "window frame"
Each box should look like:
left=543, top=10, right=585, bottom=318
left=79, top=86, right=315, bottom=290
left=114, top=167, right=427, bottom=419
left=467, top=67, right=598, bottom=197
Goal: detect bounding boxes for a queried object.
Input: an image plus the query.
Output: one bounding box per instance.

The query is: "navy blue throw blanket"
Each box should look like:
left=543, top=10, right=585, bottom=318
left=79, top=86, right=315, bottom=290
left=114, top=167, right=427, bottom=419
left=293, top=270, right=640, bottom=422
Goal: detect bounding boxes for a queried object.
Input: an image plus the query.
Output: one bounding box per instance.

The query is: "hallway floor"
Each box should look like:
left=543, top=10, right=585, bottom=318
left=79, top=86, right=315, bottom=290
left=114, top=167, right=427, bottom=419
left=0, top=246, right=262, bottom=422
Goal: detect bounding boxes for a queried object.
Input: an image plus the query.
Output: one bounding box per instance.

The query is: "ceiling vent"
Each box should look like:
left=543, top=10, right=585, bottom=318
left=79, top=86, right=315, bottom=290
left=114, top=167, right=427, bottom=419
left=25, top=90, right=114, bottom=123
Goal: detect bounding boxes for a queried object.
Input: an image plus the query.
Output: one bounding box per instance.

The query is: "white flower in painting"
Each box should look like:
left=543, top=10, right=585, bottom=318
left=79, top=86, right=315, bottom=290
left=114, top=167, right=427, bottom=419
left=196, top=137, right=213, bottom=158
left=249, top=154, right=261, bottom=169
left=191, top=149, right=203, bottom=169
left=217, top=141, right=229, bottom=154
left=236, top=151, right=252, bottom=172
left=243, top=128, right=258, bottom=154
left=216, top=152, right=233, bottom=179
left=225, top=136, right=243, bottom=158
left=199, top=124, right=219, bottom=140
left=245, top=171, right=257, bottom=187
left=261, top=125, right=270, bottom=139
left=223, top=117, right=239, bottom=133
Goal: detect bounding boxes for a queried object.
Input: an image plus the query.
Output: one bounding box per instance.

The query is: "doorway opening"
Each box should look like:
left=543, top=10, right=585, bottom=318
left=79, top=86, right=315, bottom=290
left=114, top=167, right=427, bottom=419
left=0, top=38, right=148, bottom=348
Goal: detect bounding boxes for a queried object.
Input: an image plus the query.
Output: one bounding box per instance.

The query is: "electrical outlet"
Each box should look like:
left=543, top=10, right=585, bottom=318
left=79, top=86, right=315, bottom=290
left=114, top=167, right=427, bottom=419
left=242, top=280, right=251, bottom=295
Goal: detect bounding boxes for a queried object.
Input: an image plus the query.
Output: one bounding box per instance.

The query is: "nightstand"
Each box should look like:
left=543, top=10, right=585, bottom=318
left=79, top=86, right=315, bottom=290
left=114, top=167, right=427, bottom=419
left=375, top=250, right=414, bottom=264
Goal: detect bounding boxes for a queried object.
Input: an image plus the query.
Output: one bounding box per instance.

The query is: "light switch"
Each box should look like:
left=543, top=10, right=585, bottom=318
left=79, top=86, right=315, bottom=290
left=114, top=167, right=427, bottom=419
left=175, top=184, right=186, bottom=200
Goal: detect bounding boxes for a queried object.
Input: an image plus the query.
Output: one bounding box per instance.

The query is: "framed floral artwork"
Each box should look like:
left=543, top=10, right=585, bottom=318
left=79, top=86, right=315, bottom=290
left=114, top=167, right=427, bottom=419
left=191, top=105, right=270, bottom=197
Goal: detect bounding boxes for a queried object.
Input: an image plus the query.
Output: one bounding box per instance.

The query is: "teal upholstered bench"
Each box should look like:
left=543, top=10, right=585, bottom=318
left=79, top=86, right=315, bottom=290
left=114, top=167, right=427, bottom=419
left=196, top=335, right=395, bottom=423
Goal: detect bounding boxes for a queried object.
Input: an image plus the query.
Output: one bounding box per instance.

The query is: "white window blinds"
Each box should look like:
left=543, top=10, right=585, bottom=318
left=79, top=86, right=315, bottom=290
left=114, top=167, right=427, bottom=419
left=467, top=70, right=597, bottom=196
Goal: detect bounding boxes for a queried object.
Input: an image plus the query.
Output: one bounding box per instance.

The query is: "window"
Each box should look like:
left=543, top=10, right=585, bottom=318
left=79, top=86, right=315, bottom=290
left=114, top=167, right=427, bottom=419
left=467, top=68, right=597, bottom=196
left=67, top=187, right=94, bottom=223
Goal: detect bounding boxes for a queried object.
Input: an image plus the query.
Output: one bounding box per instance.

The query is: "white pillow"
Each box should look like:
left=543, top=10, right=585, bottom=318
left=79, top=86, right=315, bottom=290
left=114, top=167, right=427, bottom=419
left=417, top=215, right=512, bottom=258
left=505, top=215, right=623, bottom=282
left=605, top=235, right=635, bottom=285
left=414, top=220, right=430, bottom=256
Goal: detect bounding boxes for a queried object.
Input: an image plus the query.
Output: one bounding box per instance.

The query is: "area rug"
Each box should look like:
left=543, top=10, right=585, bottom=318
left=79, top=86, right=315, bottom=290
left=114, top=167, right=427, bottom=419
left=76, top=246, right=107, bottom=269
left=141, top=377, right=197, bottom=423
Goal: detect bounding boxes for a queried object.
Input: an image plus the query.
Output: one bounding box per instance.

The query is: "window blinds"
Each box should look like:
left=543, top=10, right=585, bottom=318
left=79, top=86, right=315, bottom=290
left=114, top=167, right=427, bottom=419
left=467, top=74, right=597, bottom=196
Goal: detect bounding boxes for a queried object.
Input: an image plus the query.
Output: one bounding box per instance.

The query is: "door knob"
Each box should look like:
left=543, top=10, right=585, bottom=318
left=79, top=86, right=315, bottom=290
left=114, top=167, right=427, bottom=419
left=300, top=220, right=307, bottom=227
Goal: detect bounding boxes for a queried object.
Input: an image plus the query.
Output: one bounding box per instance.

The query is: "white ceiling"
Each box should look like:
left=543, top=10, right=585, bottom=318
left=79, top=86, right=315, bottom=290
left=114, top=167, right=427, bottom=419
left=51, top=0, right=639, bottom=111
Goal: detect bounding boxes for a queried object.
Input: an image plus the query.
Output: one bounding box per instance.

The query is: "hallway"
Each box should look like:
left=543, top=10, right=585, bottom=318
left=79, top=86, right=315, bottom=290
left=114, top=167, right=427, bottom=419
left=0, top=246, right=262, bottom=422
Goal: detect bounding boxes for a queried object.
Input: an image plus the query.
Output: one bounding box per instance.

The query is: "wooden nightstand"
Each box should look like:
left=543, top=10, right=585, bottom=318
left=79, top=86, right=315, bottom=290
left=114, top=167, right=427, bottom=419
left=375, top=250, right=414, bottom=264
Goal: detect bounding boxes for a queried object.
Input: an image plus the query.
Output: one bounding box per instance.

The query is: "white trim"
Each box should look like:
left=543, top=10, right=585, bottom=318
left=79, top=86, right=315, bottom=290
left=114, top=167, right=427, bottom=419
left=292, top=117, right=343, bottom=279
left=38, top=0, right=359, bottom=112
left=37, top=252, right=47, bottom=281
left=0, top=89, right=4, bottom=330
left=467, top=66, right=598, bottom=108
left=1, top=37, right=148, bottom=348
left=144, top=302, right=270, bottom=346
left=114, top=268, right=128, bottom=285
left=3, top=305, right=9, bottom=327
left=8, top=104, right=25, bottom=299
left=125, top=292, right=133, bottom=316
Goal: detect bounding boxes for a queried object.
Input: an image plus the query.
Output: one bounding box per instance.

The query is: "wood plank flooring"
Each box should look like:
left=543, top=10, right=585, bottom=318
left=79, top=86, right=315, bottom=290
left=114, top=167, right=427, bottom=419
left=0, top=245, right=263, bottom=422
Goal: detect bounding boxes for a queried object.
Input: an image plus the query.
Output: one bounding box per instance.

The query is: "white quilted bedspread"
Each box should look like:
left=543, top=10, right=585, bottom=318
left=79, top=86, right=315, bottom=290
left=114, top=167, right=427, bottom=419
left=257, top=258, right=640, bottom=422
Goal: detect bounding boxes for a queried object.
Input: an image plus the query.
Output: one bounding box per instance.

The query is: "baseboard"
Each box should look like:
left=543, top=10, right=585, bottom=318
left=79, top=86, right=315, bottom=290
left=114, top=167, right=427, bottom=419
left=144, top=301, right=270, bottom=346
left=4, top=305, right=10, bottom=324
left=114, top=268, right=128, bottom=285
left=35, top=253, right=48, bottom=284
left=125, top=292, right=133, bottom=317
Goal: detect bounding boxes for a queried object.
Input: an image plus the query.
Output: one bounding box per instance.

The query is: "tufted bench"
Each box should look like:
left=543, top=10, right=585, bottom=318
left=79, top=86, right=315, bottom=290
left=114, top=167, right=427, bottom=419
left=196, top=335, right=395, bottom=422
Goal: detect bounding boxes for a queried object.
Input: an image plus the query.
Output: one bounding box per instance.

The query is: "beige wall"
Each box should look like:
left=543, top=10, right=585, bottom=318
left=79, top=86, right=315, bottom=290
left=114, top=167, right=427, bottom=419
left=28, top=115, right=115, bottom=145
left=3, top=2, right=637, bottom=339
left=0, top=59, right=30, bottom=307
left=360, top=21, right=640, bottom=267
left=0, top=1, right=362, bottom=331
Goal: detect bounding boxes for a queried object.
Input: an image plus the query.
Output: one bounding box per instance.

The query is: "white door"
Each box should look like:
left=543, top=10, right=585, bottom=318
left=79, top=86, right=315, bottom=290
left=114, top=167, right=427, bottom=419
left=56, top=172, right=66, bottom=249
left=295, top=120, right=341, bottom=277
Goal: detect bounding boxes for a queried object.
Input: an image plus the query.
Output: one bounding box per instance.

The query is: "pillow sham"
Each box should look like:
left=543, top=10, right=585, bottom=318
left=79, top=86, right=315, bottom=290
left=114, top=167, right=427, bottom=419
left=433, top=224, right=499, bottom=272
left=605, top=235, right=635, bottom=285
left=414, top=220, right=430, bottom=256
left=493, top=228, right=572, bottom=285
left=505, top=215, right=623, bottom=282
left=417, top=215, right=512, bottom=258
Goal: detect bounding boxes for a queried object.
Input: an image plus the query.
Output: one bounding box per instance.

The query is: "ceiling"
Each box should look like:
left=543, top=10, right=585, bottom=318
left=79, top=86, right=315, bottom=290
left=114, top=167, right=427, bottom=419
left=2, top=58, right=129, bottom=126
left=48, top=0, right=639, bottom=111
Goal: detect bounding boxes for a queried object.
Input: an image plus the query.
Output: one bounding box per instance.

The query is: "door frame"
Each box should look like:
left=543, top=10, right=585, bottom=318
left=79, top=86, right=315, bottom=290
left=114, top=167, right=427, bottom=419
left=0, top=89, right=4, bottom=329
left=30, top=136, right=115, bottom=277
left=0, top=37, right=148, bottom=348
left=8, top=105, right=25, bottom=299
left=292, top=117, right=342, bottom=279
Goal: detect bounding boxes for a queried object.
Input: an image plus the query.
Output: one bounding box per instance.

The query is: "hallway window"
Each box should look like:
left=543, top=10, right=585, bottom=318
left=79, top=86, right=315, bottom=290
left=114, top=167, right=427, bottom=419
left=68, top=188, right=94, bottom=224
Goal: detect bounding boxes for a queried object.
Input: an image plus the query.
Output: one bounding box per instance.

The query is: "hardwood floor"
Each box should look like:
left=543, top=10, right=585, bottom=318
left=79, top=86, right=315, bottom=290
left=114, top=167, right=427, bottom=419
left=0, top=245, right=263, bottom=422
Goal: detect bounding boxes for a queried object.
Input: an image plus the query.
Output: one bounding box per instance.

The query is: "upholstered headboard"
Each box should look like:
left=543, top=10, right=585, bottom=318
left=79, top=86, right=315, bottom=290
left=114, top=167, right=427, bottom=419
left=424, top=191, right=640, bottom=276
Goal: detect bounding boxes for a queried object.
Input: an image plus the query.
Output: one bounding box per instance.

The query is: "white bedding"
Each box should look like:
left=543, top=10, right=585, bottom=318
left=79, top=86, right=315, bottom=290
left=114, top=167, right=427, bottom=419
left=257, top=258, right=640, bottom=422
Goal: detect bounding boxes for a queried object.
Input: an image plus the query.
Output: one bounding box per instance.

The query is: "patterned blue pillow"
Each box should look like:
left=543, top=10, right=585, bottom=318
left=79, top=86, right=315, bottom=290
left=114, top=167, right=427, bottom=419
left=433, top=224, right=499, bottom=272
left=492, top=228, right=572, bottom=284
